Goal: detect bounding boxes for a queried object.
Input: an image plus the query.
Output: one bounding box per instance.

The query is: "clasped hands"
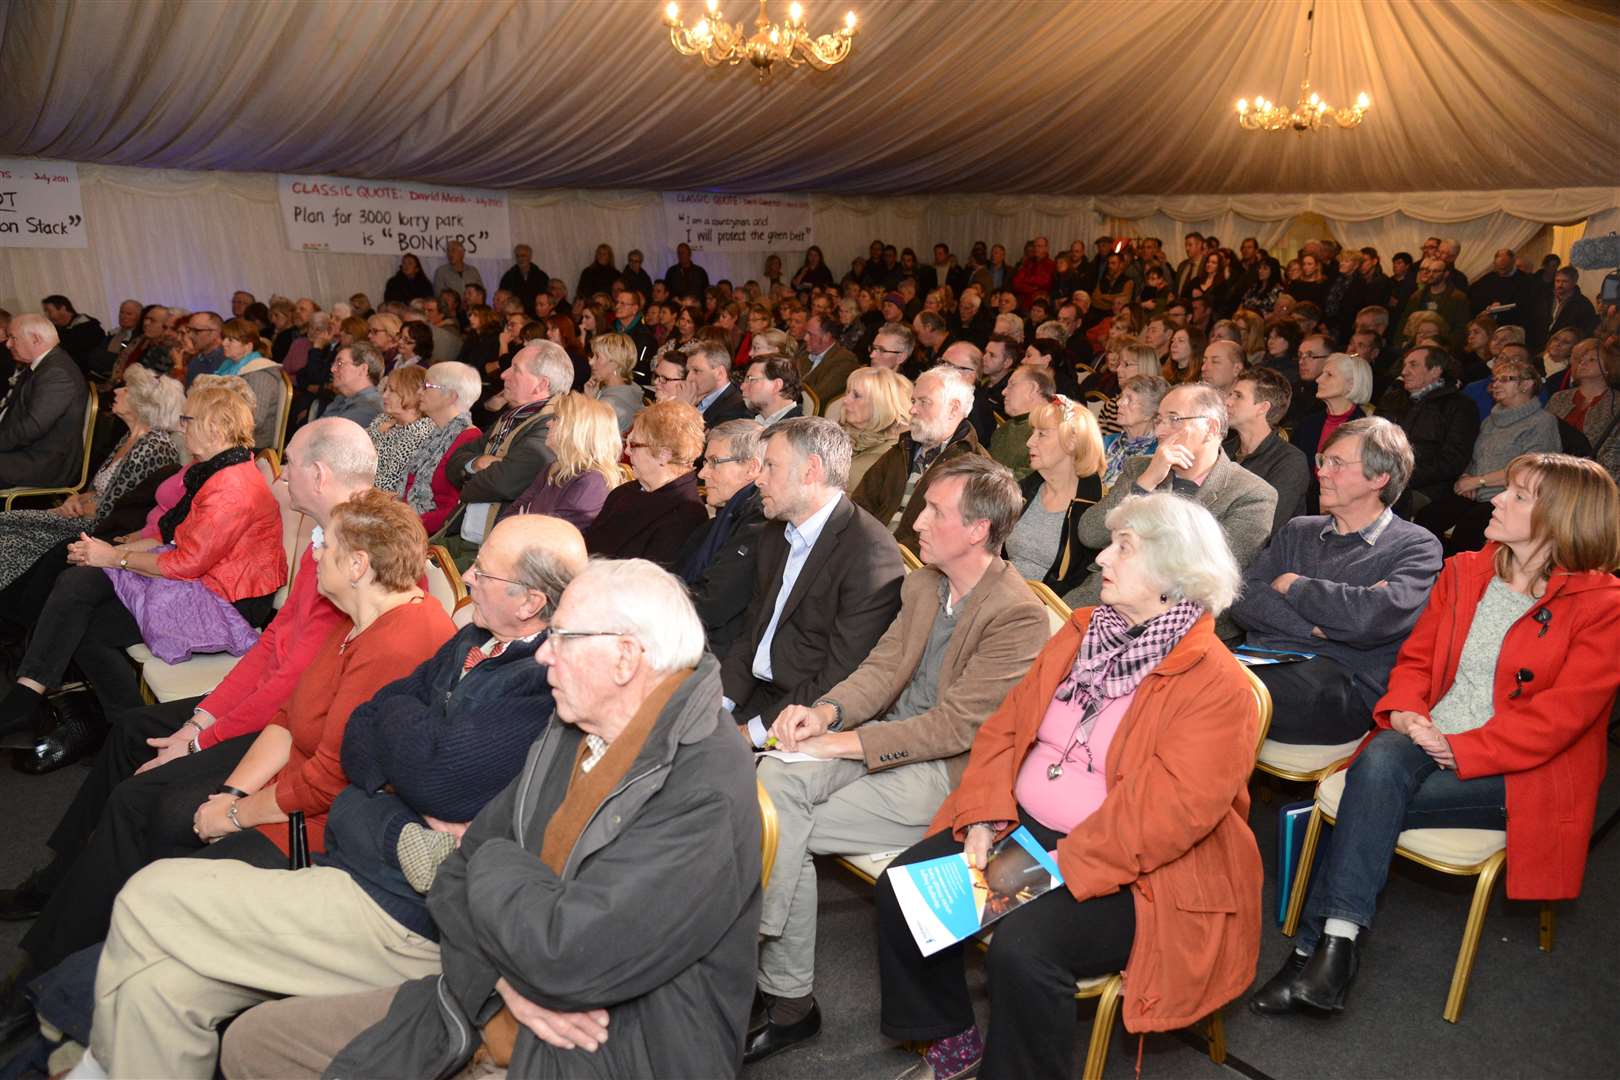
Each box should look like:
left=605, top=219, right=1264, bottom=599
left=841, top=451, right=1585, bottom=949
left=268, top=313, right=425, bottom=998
left=768, top=703, right=861, bottom=759
left=66, top=532, right=119, bottom=568
left=192, top=792, right=239, bottom=843
left=1389, top=709, right=1455, bottom=769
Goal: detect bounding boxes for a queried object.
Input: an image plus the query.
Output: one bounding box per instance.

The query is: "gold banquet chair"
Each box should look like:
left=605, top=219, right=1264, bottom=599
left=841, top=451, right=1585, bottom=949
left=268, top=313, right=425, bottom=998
left=2, top=385, right=98, bottom=510
left=1280, top=767, right=1553, bottom=1022
left=757, top=780, right=780, bottom=890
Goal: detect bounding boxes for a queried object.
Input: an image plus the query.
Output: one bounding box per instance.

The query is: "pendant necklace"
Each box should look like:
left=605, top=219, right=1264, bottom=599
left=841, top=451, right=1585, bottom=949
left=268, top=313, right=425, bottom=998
left=1048, top=707, right=1098, bottom=781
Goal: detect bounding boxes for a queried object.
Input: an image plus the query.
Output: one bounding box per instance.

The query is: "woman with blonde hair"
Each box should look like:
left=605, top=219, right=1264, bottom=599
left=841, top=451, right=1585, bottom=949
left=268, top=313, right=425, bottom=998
left=584, top=399, right=708, bottom=569
left=1255, top=454, right=1620, bottom=1017
left=502, top=393, right=623, bottom=532
left=0, top=385, right=284, bottom=751
left=1546, top=338, right=1614, bottom=444
left=365, top=365, right=436, bottom=494
left=1004, top=397, right=1107, bottom=593
left=838, top=365, right=912, bottom=489
left=1401, top=309, right=1448, bottom=349
left=365, top=312, right=402, bottom=369
left=584, top=331, right=645, bottom=435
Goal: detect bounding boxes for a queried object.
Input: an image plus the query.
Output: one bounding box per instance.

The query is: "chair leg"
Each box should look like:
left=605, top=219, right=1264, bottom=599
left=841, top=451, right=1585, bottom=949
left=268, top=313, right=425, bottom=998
left=1281, top=807, right=1325, bottom=937
left=1080, top=974, right=1124, bottom=1080
left=1443, top=851, right=1506, bottom=1023
left=1202, top=1010, right=1226, bottom=1065
left=1539, top=903, right=1556, bottom=953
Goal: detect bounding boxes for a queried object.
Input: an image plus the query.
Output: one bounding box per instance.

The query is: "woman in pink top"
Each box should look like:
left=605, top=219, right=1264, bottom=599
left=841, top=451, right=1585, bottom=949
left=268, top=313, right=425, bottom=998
left=874, top=494, right=1261, bottom=1080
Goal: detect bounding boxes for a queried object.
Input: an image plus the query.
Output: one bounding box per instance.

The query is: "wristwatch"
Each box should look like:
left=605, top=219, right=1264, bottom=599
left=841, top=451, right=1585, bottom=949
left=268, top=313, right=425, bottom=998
left=118, top=553, right=130, bottom=569
left=813, top=697, right=845, bottom=731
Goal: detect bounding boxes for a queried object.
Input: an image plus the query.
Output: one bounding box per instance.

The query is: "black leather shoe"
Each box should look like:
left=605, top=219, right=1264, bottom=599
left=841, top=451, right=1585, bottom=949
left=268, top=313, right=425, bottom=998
left=748, top=989, right=769, bottom=1035
left=0, top=691, right=52, bottom=749
left=1293, top=934, right=1360, bottom=1012
left=1248, top=949, right=1312, bottom=1015
left=14, top=691, right=104, bottom=775
left=743, top=999, right=821, bottom=1064
left=0, top=870, right=49, bottom=921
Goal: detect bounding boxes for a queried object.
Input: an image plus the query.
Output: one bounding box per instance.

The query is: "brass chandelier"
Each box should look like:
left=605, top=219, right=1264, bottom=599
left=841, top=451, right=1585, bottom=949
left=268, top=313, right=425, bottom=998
left=663, top=0, right=857, bottom=78
left=1236, top=1, right=1371, bottom=132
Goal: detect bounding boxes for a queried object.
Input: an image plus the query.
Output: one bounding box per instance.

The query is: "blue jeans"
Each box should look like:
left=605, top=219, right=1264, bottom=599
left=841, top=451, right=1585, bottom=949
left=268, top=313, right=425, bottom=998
left=1300, top=729, right=1506, bottom=950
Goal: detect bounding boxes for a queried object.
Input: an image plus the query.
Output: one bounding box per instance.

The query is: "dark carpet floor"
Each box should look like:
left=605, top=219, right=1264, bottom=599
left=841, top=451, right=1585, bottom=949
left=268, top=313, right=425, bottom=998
left=2, top=747, right=1616, bottom=1079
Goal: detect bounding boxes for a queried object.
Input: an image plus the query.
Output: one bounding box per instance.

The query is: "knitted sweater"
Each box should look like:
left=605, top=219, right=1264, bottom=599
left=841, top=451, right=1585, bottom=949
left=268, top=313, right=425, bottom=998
left=1466, top=400, right=1561, bottom=500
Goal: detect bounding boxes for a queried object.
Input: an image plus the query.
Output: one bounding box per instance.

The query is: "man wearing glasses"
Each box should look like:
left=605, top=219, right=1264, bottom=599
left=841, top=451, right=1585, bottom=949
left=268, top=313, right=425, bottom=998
left=867, top=324, right=913, bottom=372
left=1065, top=383, right=1277, bottom=641
left=1232, top=418, right=1441, bottom=747
left=183, top=313, right=227, bottom=385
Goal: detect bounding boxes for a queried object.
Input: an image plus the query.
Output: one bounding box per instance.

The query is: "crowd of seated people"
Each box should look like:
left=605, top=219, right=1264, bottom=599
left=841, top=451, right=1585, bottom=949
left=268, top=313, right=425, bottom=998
left=0, top=227, right=1615, bottom=1078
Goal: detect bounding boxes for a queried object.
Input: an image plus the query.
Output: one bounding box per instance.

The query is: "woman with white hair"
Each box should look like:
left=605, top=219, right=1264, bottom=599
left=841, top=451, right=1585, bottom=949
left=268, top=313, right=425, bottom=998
left=838, top=365, right=912, bottom=490
left=874, top=493, right=1262, bottom=1080
left=402, top=361, right=484, bottom=535
left=0, top=367, right=184, bottom=603
left=1296, top=352, right=1373, bottom=459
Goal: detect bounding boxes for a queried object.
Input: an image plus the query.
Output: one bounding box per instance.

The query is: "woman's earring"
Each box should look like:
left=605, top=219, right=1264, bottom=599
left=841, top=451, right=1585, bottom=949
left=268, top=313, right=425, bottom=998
left=1159, top=593, right=1169, bottom=603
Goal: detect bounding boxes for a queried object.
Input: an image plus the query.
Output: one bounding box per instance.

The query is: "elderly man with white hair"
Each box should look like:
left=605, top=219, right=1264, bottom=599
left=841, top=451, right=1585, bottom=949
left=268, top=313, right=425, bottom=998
left=1066, top=383, right=1277, bottom=641
left=217, top=558, right=764, bottom=1080
left=852, top=364, right=990, bottom=551
left=0, top=313, right=89, bottom=489
left=444, top=339, right=573, bottom=549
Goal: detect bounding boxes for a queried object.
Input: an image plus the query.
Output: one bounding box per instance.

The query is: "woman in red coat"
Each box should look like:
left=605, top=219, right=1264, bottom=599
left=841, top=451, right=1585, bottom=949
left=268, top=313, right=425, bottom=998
left=1252, top=453, right=1620, bottom=1016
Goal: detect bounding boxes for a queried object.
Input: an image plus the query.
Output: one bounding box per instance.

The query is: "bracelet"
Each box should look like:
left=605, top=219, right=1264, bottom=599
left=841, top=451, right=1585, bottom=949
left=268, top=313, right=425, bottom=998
left=216, top=784, right=250, bottom=799
left=226, top=799, right=245, bottom=832
left=813, top=697, right=845, bottom=731
left=182, top=718, right=204, bottom=735
left=187, top=735, right=201, bottom=755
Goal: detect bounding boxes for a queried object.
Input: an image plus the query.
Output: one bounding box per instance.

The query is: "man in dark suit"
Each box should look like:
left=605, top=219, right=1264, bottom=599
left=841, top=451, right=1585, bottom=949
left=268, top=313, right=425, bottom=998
left=497, top=244, right=549, bottom=314
left=686, top=341, right=751, bottom=428
left=663, top=242, right=711, bottom=303
left=0, top=314, right=89, bottom=489
left=801, top=314, right=860, bottom=409
left=722, top=418, right=904, bottom=742
left=678, top=419, right=769, bottom=653
left=1547, top=266, right=1598, bottom=341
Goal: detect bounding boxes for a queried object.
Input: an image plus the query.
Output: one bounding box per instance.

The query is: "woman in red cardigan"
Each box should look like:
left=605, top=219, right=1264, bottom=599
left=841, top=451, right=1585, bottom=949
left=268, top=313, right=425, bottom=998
left=1253, top=453, right=1620, bottom=1016
left=0, top=385, right=285, bottom=745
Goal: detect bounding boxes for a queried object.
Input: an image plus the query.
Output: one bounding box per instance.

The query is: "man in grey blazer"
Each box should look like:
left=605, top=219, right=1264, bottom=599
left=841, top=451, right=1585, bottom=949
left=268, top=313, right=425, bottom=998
left=0, top=314, right=88, bottom=489
left=1064, top=383, right=1277, bottom=640
left=721, top=418, right=905, bottom=741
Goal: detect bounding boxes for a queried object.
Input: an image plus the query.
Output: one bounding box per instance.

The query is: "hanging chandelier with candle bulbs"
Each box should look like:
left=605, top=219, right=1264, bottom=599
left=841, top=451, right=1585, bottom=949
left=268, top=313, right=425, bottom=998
left=663, top=0, right=857, bottom=78
left=1236, top=1, right=1371, bottom=132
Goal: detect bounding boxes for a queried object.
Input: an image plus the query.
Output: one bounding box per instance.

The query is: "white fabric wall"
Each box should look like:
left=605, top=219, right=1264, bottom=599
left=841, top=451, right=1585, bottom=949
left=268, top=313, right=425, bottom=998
left=0, top=164, right=1615, bottom=323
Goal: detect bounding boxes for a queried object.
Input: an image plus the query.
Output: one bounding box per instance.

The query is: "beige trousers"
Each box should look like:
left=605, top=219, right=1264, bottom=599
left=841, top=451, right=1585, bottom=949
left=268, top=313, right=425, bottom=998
left=90, top=858, right=441, bottom=1079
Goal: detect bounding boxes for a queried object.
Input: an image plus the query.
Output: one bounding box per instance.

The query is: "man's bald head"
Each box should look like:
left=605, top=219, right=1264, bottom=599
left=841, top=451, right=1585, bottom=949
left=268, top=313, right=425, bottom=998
left=282, top=418, right=380, bottom=521
left=469, top=515, right=589, bottom=638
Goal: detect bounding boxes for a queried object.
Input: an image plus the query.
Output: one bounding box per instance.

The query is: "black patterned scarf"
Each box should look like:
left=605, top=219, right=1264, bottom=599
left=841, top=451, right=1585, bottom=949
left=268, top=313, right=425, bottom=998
left=158, top=446, right=252, bottom=544
left=1052, top=600, right=1204, bottom=736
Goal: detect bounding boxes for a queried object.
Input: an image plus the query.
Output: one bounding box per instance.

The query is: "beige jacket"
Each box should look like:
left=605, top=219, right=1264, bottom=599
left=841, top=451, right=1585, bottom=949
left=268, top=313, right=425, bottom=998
left=823, top=557, right=1051, bottom=786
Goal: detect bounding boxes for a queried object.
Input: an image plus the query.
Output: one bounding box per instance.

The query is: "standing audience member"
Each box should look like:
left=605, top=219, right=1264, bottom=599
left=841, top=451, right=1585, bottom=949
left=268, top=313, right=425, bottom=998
left=583, top=399, right=707, bottom=569
left=678, top=419, right=769, bottom=653
left=852, top=365, right=988, bottom=552
left=725, top=418, right=905, bottom=743
left=431, top=240, right=483, bottom=299
left=384, top=255, right=435, bottom=306
left=747, top=457, right=1049, bottom=1062
left=1231, top=418, right=1442, bottom=745
left=499, top=244, right=549, bottom=312
left=1253, top=454, right=1620, bottom=1018
left=224, top=560, right=762, bottom=1080
left=0, top=314, right=89, bottom=489
left=875, top=493, right=1260, bottom=1080
left=1224, top=367, right=1312, bottom=532
left=1004, top=398, right=1106, bottom=593
left=1545, top=266, right=1598, bottom=341
left=1416, top=356, right=1560, bottom=552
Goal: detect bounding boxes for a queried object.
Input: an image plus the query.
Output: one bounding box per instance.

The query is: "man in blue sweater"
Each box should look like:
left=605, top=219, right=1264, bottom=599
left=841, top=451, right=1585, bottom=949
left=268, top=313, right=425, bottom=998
left=73, top=515, right=587, bottom=1078
left=1231, top=418, right=1442, bottom=745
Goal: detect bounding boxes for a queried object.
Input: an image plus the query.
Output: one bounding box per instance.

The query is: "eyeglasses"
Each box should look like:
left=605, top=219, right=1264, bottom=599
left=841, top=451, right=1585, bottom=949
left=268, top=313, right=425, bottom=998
left=653, top=373, right=684, bottom=385
left=1490, top=375, right=1532, bottom=385
left=178, top=414, right=194, bottom=426
left=1152, top=413, right=1210, bottom=429
left=423, top=381, right=448, bottom=392
left=742, top=375, right=770, bottom=385
left=625, top=440, right=651, bottom=451
left=1300, top=351, right=1332, bottom=360
left=466, top=563, right=530, bottom=590
left=548, top=626, right=625, bottom=644
left=870, top=345, right=907, bottom=356
left=1314, top=454, right=1363, bottom=472
left=706, top=454, right=748, bottom=466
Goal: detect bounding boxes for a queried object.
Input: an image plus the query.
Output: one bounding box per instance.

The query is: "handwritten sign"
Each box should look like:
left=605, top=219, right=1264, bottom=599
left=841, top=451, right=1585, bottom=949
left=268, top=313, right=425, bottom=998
left=277, top=174, right=512, bottom=258
left=0, top=158, right=88, bottom=249
left=663, top=192, right=814, bottom=253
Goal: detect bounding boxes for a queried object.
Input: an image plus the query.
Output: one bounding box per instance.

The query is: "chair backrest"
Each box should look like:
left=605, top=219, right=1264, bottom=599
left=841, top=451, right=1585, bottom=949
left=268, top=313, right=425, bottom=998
left=425, top=544, right=467, bottom=616
left=897, top=543, right=924, bottom=571
left=255, top=447, right=281, bottom=482
left=757, top=780, right=780, bottom=890
left=74, top=386, right=98, bottom=490
left=617, top=462, right=636, bottom=487
left=1073, top=362, right=1096, bottom=378
left=1243, top=664, right=1275, bottom=759
left=1025, top=579, right=1072, bottom=636
left=452, top=596, right=477, bottom=628
left=274, top=368, right=295, bottom=455
left=821, top=394, right=846, bottom=425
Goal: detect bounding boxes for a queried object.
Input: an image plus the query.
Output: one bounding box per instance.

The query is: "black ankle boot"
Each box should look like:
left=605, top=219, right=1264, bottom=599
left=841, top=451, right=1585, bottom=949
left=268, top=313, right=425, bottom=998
left=15, top=690, right=105, bottom=775
left=1249, top=949, right=1313, bottom=1015
left=1293, top=934, right=1360, bottom=1012
left=0, top=685, right=51, bottom=748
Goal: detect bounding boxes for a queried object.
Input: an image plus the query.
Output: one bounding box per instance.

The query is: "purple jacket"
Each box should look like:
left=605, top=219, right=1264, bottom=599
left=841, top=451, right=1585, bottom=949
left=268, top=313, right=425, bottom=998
left=499, top=465, right=611, bottom=532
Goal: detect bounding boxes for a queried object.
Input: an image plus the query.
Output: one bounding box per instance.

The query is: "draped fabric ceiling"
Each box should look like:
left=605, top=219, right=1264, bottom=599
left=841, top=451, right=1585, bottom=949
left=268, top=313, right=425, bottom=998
left=1, top=0, right=1617, bottom=318
left=3, top=0, right=1617, bottom=195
